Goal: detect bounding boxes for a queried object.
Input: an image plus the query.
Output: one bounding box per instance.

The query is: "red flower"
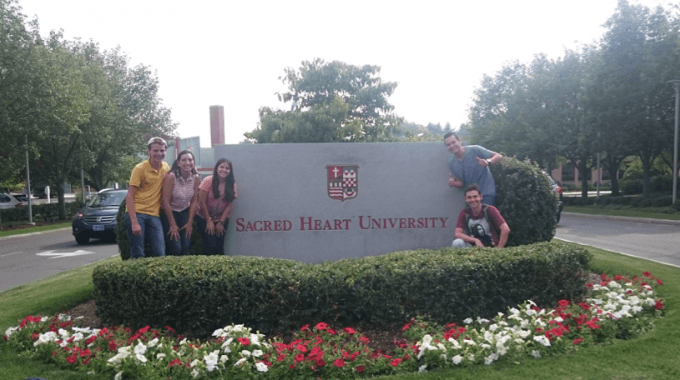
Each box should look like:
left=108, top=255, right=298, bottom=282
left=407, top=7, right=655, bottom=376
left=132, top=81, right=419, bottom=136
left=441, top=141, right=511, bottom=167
left=558, top=300, right=570, bottom=307
left=138, top=326, right=150, bottom=334
left=585, top=320, right=600, bottom=330
left=344, top=327, right=356, bottom=335
left=85, top=335, right=96, bottom=345
left=359, top=336, right=370, bottom=344
left=65, top=354, right=78, bottom=364
left=334, top=359, right=346, bottom=367
left=165, top=326, right=176, bottom=333
left=294, top=353, right=305, bottom=362
left=296, top=344, right=307, bottom=352
left=655, top=300, right=664, bottom=310
left=108, top=340, right=117, bottom=352
left=300, top=324, right=310, bottom=331
left=31, top=332, right=39, bottom=341
left=315, top=322, right=328, bottom=331
left=315, top=358, right=326, bottom=367
left=168, top=359, right=183, bottom=368
left=356, top=365, right=365, bottom=373
left=401, top=321, right=413, bottom=331
left=656, top=278, right=664, bottom=286
left=237, top=337, right=251, bottom=346
left=390, top=358, right=402, bottom=366
left=327, top=328, right=336, bottom=335
left=573, top=338, right=584, bottom=345
left=277, top=354, right=286, bottom=362
left=643, top=271, right=652, bottom=277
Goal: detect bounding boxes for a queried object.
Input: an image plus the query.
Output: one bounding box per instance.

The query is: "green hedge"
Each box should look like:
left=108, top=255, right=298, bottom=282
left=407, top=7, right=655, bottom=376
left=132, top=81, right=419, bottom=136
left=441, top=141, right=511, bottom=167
left=491, top=158, right=558, bottom=246
left=93, top=241, right=590, bottom=337
left=0, top=201, right=82, bottom=224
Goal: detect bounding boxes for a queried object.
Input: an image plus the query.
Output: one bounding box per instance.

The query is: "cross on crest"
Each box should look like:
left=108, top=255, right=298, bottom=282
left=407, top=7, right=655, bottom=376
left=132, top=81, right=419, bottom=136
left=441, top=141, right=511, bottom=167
left=326, top=165, right=359, bottom=201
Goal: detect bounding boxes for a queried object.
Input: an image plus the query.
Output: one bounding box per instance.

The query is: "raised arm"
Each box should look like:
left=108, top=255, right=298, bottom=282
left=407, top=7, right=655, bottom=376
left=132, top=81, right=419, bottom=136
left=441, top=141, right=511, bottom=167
left=161, top=173, right=179, bottom=241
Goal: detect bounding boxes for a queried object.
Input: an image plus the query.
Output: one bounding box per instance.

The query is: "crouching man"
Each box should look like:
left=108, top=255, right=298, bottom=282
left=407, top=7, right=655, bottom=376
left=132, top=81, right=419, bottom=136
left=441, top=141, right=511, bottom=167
left=452, top=184, right=510, bottom=249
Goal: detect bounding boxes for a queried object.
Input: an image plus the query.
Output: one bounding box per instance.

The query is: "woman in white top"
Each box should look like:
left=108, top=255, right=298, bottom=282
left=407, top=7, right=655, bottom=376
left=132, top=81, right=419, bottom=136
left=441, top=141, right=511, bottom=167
left=161, top=150, right=200, bottom=255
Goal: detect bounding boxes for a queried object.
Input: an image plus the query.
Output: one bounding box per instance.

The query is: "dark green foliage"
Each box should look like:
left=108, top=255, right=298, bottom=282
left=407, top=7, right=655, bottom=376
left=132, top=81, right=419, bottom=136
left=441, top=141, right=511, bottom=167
left=93, top=241, right=590, bottom=337
left=0, top=202, right=81, bottom=223
left=115, top=199, right=205, bottom=260
left=491, top=157, right=558, bottom=246
left=562, top=194, right=675, bottom=208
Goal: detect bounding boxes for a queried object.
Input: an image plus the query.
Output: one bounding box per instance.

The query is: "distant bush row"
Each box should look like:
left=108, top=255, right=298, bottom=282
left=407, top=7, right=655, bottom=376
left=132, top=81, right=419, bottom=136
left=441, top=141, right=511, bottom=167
left=0, top=201, right=82, bottom=225
left=563, top=194, right=680, bottom=211
left=92, top=241, right=591, bottom=338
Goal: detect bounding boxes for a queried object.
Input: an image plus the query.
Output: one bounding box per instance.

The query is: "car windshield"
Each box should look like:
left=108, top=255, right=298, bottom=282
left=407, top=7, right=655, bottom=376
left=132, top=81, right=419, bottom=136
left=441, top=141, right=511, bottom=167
left=88, top=192, right=126, bottom=207
left=13, top=194, right=28, bottom=202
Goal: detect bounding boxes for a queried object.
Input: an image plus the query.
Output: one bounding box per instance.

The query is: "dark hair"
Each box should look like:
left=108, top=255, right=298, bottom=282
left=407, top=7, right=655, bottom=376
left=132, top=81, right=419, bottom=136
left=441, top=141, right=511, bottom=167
left=464, top=183, right=481, bottom=196
left=171, top=150, right=198, bottom=179
left=212, top=158, right=235, bottom=202
left=443, top=132, right=459, bottom=141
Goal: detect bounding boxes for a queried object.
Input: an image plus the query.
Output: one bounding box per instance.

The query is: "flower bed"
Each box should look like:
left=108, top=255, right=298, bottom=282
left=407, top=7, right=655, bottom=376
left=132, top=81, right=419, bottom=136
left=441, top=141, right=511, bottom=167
left=4, top=272, right=664, bottom=380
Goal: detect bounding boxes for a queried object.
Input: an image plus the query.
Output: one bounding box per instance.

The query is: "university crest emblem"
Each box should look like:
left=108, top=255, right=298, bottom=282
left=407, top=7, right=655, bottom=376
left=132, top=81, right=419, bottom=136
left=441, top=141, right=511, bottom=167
left=326, top=165, right=359, bottom=201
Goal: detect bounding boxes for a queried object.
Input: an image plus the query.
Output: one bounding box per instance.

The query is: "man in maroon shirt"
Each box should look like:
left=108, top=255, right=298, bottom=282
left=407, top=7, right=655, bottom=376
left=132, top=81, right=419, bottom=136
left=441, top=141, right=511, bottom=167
left=452, top=184, right=510, bottom=248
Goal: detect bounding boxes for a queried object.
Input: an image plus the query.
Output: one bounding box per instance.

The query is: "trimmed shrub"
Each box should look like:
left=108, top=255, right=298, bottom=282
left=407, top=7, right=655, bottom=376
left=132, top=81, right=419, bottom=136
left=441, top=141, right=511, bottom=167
left=490, top=157, right=557, bottom=246
left=93, top=241, right=591, bottom=337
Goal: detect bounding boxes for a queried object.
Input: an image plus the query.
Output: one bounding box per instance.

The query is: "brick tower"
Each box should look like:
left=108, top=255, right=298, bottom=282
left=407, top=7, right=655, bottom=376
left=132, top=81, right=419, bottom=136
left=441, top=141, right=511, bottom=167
left=209, top=105, right=225, bottom=147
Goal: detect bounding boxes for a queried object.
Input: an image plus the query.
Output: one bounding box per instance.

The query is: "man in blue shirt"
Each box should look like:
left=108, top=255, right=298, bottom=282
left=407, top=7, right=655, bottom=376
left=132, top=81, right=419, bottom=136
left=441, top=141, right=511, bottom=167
left=444, top=132, right=502, bottom=206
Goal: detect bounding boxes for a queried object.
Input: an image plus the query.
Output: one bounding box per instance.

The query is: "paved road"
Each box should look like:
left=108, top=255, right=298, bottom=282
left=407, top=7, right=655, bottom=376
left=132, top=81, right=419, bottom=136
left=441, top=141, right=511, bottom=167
left=555, top=213, right=680, bottom=268
left=0, top=229, right=119, bottom=293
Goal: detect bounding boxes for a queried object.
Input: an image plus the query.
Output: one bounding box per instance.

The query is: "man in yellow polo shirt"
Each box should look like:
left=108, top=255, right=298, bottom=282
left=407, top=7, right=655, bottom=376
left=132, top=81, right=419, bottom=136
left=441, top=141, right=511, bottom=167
left=125, top=137, right=170, bottom=258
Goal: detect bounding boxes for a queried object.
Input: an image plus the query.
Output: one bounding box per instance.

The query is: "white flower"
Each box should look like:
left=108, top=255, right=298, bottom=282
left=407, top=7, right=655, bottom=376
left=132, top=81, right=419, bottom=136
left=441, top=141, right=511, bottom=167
left=34, top=331, right=57, bottom=347
left=489, top=324, right=499, bottom=332
left=531, top=350, right=541, bottom=358
left=157, top=353, right=166, bottom=360
left=419, top=364, right=428, bottom=373
left=477, top=317, right=490, bottom=324
left=234, top=357, right=247, bottom=366
left=250, top=333, right=261, bottom=346
left=114, top=372, right=123, bottom=380
left=4, top=326, right=18, bottom=338
left=134, top=342, right=147, bottom=355
left=533, top=335, right=551, bottom=347
left=255, top=361, right=268, bottom=372
left=213, top=328, right=224, bottom=337
left=241, top=350, right=251, bottom=357
left=190, top=359, right=200, bottom=367
left=232, top=324, right=245, bottom=332
left=179, top=338, right=188, bottom=345
left=447, top=338, right=461, bottom=349
left=148, top=338, right=159, bottom=347
left=252, top=349, right=263, bottom=357
left=509, top=307, right=520, bottom=315
left=484, top=355, right=496, bottom=365
left=464, top=318, right=473, bottom=325
left=421, top=334, right=433, bottom=346
left=463, top=338, right=476, bottom=346
left=220, top=355, right=229, bottom=363
left=58, top=329, right=70, bottom=338
left=205, top=351, right=219, bottom=372
left=467, top=353, right=475, bottom=362
left=135, top=353, right=147, bottom=363
left=452, top=355, right=463, bottom=365
left=192, top=368, right=200, bottom=378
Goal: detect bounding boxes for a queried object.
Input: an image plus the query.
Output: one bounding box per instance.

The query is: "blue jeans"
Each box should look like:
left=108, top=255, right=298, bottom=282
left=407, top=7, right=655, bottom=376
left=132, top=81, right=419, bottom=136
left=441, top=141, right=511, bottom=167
left=197, top=216, right=227, bottom=255
left=161, top=209, right=192, bottom=256
left=125, top=213, right=165, bottom=259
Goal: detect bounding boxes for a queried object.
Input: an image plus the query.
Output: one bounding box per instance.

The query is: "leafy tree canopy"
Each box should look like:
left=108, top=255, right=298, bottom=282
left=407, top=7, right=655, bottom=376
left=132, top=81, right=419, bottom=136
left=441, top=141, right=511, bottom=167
left=247, top=58, right=402, bottom=143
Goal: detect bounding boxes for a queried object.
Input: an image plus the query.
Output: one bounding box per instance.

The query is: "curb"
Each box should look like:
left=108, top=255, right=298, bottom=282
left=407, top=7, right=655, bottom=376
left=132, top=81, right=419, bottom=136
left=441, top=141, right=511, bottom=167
left=0, top=227, right=72, bottom=241
left=562, top=212, right=680, bottom=226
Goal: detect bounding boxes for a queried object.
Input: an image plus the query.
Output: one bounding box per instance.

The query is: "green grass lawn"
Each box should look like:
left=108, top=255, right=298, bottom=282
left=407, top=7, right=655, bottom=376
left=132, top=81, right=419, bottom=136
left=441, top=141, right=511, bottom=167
left=564, top=205, right=680, bottom=221
left=0, top=222, right=71, bottom=238
left=1, top=245, right=678, bottom=380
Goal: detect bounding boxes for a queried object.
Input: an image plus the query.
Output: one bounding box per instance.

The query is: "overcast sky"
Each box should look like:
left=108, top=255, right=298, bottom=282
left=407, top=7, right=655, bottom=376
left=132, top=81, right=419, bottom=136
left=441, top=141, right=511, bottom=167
left=18, top=0, right=670, bottom=146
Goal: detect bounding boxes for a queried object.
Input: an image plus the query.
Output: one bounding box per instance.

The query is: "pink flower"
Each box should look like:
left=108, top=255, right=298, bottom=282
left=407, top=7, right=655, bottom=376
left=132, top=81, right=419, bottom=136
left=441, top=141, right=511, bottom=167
left=294, top=353, right=305, bottom=362
left=573, top=338, right=584, bottom=345
left=237, top=337, right=251, bottom=346
left=315, top=322, right=328, bottom=331
left=390, top=358, right=402, bottom=366
left=558, top=300, right=570, bottom=307
left=356, top=365, right=365, bottom=373
left=344, top=327, right=356, bottom=335
left=334, top=359, right=346, bottom=367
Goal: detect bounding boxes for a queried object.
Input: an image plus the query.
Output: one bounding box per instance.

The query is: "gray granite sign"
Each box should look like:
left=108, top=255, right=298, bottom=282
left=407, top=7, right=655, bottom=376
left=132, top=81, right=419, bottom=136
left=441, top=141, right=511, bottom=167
left=214, top=142, right=465, bottom=263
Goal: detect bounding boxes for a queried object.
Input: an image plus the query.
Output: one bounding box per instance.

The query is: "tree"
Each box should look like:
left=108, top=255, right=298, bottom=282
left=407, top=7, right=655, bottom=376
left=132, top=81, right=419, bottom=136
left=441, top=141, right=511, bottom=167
left=0, top=0, right=49, bottom=180
left=247, top=59, right=401, bottom=143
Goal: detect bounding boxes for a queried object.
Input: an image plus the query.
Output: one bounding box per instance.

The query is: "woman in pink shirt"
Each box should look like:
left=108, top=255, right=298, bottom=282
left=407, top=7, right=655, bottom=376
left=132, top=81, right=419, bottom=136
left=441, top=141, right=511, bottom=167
left=197, top=158, right=237, bottom=255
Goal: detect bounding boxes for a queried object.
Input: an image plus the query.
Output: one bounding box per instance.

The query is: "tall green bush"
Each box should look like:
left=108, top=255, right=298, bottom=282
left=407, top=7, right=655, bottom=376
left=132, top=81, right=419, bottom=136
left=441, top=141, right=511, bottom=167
left=490, top=157, right=558, bottom=246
